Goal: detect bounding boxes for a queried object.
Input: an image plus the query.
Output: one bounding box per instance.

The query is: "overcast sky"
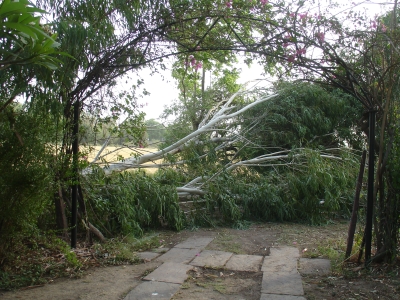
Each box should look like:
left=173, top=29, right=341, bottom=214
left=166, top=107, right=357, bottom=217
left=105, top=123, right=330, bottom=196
left=139, top=62, right=266, bottom=120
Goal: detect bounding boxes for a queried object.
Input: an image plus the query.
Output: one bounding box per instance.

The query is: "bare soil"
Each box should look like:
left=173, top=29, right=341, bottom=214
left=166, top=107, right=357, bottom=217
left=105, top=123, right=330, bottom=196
left=1, top=221, right=399, bottom=300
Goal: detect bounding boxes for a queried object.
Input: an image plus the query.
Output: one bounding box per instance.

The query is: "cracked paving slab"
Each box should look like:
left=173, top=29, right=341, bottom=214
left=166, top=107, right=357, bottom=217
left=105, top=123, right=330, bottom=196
left=156, top=248, right=200, bottom=264
left=190, top=250, right=233, bottom=268
left=124, top=281, right=180, bottom=300
left=260, top=294, right=307, bottom=300
left=174, top=237, right=214, bottom=250
left=143, top=262, right=193, bottom=284
left=261, top=271, right=304, bottom=296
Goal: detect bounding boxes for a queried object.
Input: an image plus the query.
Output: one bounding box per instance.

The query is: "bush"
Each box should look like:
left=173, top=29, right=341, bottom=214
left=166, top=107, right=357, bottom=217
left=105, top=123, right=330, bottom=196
left=0, top=109, right=54, bottom=256
left=84, top=169, right=184, bottom=237
left=202, top=149, right=358, bottom=226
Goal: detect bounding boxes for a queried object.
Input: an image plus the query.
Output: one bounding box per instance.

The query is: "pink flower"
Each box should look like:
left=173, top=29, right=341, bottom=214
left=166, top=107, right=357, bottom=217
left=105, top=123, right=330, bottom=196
left=381, top=23, right=387, bottom=32
left=290, top=12, right=295, bottom=18
left=226, top=1, right=232, bottom=8
left=283, top=42, right=289, bottom=48
left=296, top=48, right=306, bottom=56
left=299, top=13, right=307, bottom=20
left=194, top=62, right=202, bottom=71
left=260, top=0, right=268, bottom=5
left=316, top=32, right=325, bottom=43
left=287, top=54, right=295, bottom=62
left=371, top=20, right=377, bottom=29
left=190, top=56, right=197, bottom=67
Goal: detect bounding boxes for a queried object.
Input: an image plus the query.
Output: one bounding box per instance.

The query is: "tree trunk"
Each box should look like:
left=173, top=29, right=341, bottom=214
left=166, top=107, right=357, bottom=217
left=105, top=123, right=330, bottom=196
left=346, top=150, right=366, bottom=259
left=54, top=186, right=68, bottom=239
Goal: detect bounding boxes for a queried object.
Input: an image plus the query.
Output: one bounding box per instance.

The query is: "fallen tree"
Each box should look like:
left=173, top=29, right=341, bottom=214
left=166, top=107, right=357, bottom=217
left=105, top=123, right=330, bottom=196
left=85, top=80, right=362, bottom=207
left=85, top=81, right=279, bottom=175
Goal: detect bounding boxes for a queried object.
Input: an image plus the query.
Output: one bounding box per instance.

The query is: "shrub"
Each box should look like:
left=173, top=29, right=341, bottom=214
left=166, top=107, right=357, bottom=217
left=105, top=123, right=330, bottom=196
left=84, top=169, right=184, bottom=237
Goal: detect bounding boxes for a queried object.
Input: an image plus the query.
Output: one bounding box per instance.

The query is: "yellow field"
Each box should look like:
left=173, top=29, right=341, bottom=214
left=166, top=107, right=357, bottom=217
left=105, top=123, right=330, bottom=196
left=82, top=146, right=163, bottom=174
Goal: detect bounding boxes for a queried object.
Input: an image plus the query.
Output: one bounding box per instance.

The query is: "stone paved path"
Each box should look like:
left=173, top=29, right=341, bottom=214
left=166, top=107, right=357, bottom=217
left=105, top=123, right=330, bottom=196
left=124, top=236, right=330, bottom=300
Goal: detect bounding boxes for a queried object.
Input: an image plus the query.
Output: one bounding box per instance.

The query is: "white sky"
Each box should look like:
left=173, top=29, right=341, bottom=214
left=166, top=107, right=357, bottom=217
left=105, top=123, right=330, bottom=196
left=138, top=0, right=394, bottom=121
left=139, top=62, right=266, bottom=120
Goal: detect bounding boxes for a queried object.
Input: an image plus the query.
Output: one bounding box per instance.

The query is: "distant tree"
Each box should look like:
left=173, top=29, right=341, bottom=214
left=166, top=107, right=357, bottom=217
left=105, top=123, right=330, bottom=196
left=145, top=119, right=165, bottom=142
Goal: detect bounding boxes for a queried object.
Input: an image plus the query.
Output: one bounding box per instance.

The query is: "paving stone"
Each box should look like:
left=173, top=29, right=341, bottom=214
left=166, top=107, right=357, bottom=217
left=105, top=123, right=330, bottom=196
left=261, top=272, right=304, bottom=296
left=269, top=247, right=300, bottom=259
left=137, top=252, right=161, bottom=261
left=225, top=254, right=263, bottom=272
left=143, top=262, right=193, bottom=284
left=261, top=256, right=298, bottom=274
left=174, top=237, right=214, bottom=250
left=151, top=247, right=170, bottom=253
left=124, top=281, right=180, bottom=300
left=298, top=258, right=331, bottom=275
left=156, top=248, right=199, bottom=264
left=260, top=294, right=306, bottom=300
left=190, top=250, right=233, bottom=268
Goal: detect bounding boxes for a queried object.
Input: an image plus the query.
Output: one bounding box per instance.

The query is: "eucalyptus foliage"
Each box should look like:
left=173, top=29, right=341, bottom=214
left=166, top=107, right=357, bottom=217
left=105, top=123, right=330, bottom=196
left=84, top=169, right=184, bottom=237
left=237, top=82, right=364, bottom=161
left=200, top=148, right=359, bottom=226
left=0, top=0, right=62, bottom=72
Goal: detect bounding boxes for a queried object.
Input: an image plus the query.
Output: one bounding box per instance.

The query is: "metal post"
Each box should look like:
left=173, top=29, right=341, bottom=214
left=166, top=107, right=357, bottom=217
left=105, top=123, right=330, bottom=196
left=71, top=101, right=80, bottom=248
left=365, top=110, right=376, bottom=266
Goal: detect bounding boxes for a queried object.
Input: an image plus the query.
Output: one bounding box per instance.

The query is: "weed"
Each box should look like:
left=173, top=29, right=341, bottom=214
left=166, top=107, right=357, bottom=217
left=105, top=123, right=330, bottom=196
left=0, top=233, right=84, bottom=290
left=92, top=232, right=161, bottom=265
left=141, top=267, right=157, bottom=278
left=232, top=220, right=252, bottom=230
left=181, top=282, right=191, bottom=289
left=196, top=279, right=226, bottom=294
left=0, top=230, right=164, bottom=290
left=302, top=238, right=347, bottom=273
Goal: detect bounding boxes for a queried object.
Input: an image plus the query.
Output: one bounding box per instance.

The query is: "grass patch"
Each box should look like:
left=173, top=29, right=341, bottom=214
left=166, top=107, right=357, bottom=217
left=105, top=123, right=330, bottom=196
left=211, top=231, right=244, bottom=254
left=0, top=231, right=163, bottom=290
left=302, top=238, right=346, bottom=273
left=274, top=221, right=350, bottom=274
left=196, top=279, right=227, bottom=294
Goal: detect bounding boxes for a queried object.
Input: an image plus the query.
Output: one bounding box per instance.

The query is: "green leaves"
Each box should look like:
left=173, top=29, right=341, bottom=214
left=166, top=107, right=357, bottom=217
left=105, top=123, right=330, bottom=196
left=0, top=0, right=64, bottom=71
left=84, top=170, right=184, bottom=237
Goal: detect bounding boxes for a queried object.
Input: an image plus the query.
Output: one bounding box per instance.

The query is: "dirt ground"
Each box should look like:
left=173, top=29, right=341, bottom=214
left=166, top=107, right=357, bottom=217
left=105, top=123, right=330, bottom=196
left=1, top=222, right=399, bottom=300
